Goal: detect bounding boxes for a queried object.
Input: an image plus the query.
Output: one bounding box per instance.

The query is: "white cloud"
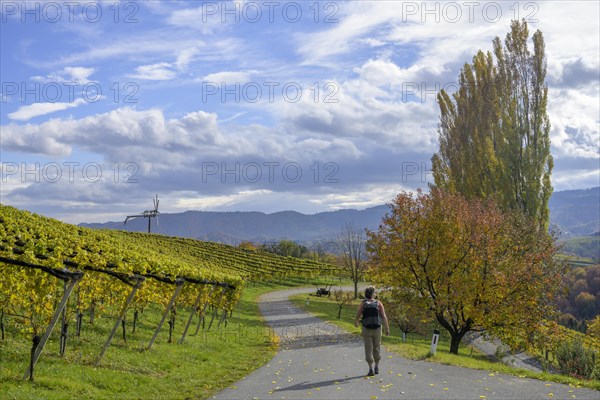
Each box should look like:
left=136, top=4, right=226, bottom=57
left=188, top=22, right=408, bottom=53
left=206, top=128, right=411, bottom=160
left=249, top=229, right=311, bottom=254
left=202, top=70, right=255, bottom=84
left=1, top=106, right=363, bottom=164
left=174, top=189, right=275, bottom=210
left=32, top=66, right=96, bottom=84
left=552, top=168, right=600, bottom=190
left=297, top=1, right=398, bottom=66
left=167, top=6, right=223, bottom=34
left=308, top=183, right=410, bottom=210
left=8, top=98, right=87, bottom=121
left=128, top=62, right=177, bottom=81
left=549, top=86, right=600, bottom=159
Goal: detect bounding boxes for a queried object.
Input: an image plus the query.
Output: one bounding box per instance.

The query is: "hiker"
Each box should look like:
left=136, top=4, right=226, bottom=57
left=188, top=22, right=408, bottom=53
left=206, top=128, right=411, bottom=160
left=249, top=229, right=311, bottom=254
left=354, top=286, right=390, bottom=376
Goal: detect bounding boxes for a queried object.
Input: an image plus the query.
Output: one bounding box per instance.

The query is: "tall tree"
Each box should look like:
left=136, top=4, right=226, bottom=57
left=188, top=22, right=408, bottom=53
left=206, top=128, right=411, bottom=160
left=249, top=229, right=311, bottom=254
left=367, top=189, right=563, bottom=354
left=338, top=223, right=367, bottom=299
left=432, top=20, right=553, bottom=230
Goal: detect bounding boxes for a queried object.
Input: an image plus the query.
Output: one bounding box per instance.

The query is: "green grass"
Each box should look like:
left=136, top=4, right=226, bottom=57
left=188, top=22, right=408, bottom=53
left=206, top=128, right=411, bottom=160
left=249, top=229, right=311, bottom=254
left=0, top=282, right=291, bottom=400
left=289, top=292, right=600, bottom=391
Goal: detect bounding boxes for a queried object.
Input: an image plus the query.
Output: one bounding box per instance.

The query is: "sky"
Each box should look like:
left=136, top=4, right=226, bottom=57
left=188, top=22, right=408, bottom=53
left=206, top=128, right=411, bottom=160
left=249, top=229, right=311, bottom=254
left=0, top=0, right=599, bottom=224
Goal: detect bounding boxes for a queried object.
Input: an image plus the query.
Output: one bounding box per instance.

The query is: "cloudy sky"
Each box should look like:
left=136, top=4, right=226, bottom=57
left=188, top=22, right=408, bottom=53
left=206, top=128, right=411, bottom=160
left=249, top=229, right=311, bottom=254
left=1, top=0, right=598, bottom=223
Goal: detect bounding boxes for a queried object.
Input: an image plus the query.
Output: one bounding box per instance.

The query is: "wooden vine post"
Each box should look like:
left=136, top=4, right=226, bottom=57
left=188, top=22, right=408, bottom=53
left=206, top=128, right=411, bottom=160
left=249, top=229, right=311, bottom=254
left=95, top=274, right=146, bottom=365
left=147, top=278, right=185, bottom=350
left=23, top=268, right=83, bottom=380
left=179, top=284, right=217, bottom=344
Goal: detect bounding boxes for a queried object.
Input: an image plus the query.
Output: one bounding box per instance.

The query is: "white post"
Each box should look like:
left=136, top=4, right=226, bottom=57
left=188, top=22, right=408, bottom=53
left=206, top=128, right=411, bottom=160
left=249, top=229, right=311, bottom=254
left=430, top=329, right=440, bottom=355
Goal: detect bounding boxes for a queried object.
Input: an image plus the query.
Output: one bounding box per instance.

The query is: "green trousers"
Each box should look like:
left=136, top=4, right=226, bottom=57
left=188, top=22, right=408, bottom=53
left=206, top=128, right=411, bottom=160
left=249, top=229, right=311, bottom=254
left=361, top=326, right=382, bottom=364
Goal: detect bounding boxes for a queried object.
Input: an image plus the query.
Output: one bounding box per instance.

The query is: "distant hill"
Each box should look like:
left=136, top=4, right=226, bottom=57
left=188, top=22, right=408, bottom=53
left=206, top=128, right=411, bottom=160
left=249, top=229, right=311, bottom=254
left=81, top=206, right=389, bottom=245
left=81, top=187, right=600, bottom=244
left=548, top=187, right=600, bottom=237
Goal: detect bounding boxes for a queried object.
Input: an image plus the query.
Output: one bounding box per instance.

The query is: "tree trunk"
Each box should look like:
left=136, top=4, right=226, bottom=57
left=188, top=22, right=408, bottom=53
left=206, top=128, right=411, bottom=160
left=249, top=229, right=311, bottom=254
left=60, top=323, right=69, bottom=356
left=76, top=309, right=83, bottom=337
left=354, top=281, right=358, bottom=299
left=29, top=335, right=41, bottom=381
left=121, top=317, right=127, bottom=343
left=337, top=305, right=343, bottom=319
left=89, top=302, right=95, bottom=324
left=132, top=309, right=139, bottom=334
left=1, top=310, right=5, bottom=340
left=449, top=332, right=466, bottom=354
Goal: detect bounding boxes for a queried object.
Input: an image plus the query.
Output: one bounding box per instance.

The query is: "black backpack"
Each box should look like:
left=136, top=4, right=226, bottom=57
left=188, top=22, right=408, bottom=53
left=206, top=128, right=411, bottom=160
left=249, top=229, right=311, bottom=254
left=361, top=300, right=381, bottom=329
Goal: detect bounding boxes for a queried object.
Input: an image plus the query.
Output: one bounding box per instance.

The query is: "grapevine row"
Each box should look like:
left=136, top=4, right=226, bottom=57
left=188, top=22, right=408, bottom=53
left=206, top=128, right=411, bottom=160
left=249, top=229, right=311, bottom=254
left=0, top=204, right=339, bottom=379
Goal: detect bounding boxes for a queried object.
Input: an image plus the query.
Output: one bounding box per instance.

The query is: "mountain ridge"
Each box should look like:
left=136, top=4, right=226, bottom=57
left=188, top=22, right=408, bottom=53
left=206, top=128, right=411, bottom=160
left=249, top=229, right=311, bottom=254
left=81, top=188, right=599, bottom=244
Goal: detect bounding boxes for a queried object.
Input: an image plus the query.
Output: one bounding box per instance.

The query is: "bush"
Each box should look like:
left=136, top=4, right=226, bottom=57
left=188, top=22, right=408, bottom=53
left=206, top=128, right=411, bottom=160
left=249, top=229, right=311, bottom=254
left=555, top=340, right=597, bottom=379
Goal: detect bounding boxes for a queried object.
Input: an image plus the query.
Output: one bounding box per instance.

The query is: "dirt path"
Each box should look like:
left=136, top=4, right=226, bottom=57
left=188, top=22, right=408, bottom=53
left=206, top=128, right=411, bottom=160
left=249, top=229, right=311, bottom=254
left=212, top=287, right=598, bottom=400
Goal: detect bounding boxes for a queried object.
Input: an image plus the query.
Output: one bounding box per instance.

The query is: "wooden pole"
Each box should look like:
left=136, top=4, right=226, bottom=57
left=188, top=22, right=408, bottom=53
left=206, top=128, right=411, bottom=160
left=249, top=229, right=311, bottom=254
left=24, top=274, right=81, bottom=380
left=147, top=279, right=184, bottom=350
left=95, top=275, right=145, bottom=365
left=179, top=284, right=216, bottom=344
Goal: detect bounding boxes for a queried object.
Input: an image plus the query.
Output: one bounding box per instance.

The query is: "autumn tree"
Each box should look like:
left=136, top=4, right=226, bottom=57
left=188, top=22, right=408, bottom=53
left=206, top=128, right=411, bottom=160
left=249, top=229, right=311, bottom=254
left=432, top=19, right=553, bottom=230
left=367, top=189, right=563, bottom=354
left=379, top=289, right=429, bottom=342
left=331, top=288, right=354, bottom=319
left=338, top=223, right=367, bottom=299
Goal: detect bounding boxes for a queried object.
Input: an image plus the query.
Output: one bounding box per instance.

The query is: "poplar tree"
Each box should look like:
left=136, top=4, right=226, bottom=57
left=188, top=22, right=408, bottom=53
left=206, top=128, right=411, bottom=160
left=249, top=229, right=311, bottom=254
left=432, top=20, right=553, bottom=230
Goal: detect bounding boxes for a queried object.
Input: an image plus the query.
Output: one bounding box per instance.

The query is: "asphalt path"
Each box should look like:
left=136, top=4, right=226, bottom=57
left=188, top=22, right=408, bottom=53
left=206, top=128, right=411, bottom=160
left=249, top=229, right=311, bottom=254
left=212, top=288, right=599, bottom=400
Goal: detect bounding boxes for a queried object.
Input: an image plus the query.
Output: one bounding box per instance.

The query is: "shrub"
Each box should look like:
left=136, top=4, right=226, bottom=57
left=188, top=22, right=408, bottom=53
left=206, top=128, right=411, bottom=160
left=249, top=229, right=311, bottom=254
left=555, top=340, right=597, bottom=379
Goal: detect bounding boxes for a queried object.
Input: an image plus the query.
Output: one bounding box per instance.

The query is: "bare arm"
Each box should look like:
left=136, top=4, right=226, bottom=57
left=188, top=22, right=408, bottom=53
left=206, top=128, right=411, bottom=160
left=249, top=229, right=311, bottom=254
left=354, top=301, right=363, bottom=327
left=379, top=302, right=390, bottom=335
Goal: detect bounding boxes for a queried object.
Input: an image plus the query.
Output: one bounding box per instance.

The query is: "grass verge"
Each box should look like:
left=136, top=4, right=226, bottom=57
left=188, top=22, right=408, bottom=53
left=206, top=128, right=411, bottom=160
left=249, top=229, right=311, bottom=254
left=0, top=282, right=291, bottom=400
left=289, top=291, right=600, bottom=391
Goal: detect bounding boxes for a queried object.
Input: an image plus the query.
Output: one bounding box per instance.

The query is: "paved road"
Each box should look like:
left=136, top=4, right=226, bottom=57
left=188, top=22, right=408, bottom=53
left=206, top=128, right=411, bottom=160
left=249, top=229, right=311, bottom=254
left=213, top=288, right=599, bottom=400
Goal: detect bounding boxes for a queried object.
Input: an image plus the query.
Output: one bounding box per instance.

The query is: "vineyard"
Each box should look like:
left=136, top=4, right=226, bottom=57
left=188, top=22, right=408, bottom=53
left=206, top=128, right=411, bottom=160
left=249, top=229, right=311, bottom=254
left=0, top=204, right=339, bottom=382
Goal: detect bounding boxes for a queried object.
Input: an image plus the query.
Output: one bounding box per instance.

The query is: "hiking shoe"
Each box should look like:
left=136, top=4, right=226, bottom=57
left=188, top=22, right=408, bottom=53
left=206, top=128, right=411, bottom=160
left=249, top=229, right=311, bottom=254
left=374, top=366, right=379, bottom=374
left=367, top=368, right=375, bottom=377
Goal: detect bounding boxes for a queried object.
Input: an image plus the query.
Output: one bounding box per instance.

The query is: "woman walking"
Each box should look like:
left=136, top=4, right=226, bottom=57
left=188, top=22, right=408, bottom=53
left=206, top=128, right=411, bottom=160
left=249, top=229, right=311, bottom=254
left=354, top=286, right=390, bottom=376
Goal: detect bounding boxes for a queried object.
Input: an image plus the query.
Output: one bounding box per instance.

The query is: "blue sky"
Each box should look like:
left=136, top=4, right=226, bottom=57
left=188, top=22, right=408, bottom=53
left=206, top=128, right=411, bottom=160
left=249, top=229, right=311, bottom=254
left=1, top=0, right=599, bottom=223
